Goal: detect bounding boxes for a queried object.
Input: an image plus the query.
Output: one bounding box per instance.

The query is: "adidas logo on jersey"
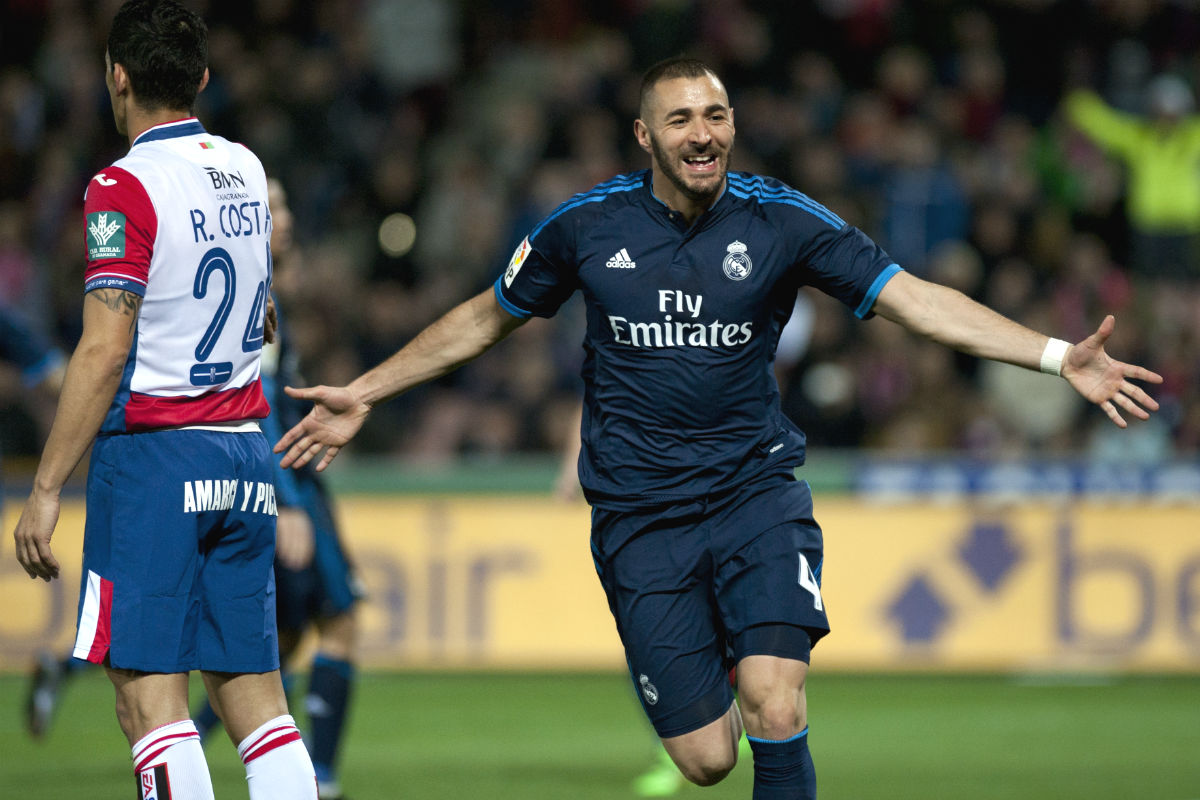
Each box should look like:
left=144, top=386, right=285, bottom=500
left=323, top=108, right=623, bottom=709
left=606, top=248, right=637, bottom=269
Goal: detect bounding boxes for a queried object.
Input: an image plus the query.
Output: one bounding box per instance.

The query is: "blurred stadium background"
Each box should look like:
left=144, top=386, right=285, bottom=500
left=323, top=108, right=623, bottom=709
left=1, top=0, right=1198, bottom=797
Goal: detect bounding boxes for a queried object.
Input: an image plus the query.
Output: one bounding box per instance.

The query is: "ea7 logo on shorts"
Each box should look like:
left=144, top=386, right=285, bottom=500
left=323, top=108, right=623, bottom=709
left=504, top=237, right=532, bottom=288
left=86, top=212, right=126, bottom=260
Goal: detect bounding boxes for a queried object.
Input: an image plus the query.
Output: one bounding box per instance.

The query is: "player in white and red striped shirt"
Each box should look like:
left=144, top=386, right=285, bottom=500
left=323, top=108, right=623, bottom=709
left=11, top=3, right=316, bottom=798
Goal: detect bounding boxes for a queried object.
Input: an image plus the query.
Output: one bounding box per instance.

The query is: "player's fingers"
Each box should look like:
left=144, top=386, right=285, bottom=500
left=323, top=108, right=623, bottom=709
left=316, top=445, right=340, bottom=472
left=274, top=427, right=299, bottom=455
left=35, top=543, right=59, bottom=581
left=1088, top=314, right=1116, bottom=346
left=283, top=384, right=325, bottom=401
left=17, top=540, right=48, bottom=581
left=14, top=537, right=34, bottom=578
left=1121, top=381, right=1159, bottom=413
left=1113, top=391, right=1150, bottom=421
left=1125, top=365, right=1164, bottom=385
left=286, top=441, right=317, bottom=470
left=1100, top=399, right=1127, bottom=428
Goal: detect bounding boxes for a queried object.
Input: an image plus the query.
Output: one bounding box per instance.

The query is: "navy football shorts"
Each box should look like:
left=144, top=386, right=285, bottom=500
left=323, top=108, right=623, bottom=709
left=591, top=470, right=829, bottom=738
left=74, top=428, right=280, bottom=674
left=274, top=477, right=362, bottom=633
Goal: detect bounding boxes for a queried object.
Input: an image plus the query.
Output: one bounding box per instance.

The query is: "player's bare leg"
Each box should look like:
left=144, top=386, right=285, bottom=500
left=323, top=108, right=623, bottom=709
left=737, top=654, right=816, bottom=798
left=659, top=699, right=743, bottom=786
left=202, top=669, right=318, bottom=800
left=107, top=668, right=214, bottom=799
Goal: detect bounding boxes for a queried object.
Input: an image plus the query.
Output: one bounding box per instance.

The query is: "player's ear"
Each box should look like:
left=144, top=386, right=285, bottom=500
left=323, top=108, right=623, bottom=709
left=110, top=62, right=129, bottom=96
left=197, top=67, right=210, bottom=95
left=633, top=118, right=652, bottom=154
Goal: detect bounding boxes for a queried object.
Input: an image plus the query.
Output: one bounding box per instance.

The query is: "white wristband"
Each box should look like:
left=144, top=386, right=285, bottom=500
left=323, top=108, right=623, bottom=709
left=1040, top=338, right=1070, bottom=376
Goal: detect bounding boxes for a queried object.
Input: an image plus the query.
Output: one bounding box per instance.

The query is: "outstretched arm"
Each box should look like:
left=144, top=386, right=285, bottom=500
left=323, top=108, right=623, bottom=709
left=276, top=288, right=527, bottom=471
left=871, top=271, right=1162, bottom=427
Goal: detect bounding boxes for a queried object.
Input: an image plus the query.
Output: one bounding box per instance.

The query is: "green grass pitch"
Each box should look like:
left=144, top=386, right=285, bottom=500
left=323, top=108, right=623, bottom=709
left=3, top=670, right=1198, bottom=798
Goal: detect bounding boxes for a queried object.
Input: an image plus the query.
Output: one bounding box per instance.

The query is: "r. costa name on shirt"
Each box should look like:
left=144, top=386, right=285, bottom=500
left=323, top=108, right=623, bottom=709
left=183, top=478, right=277, bottom=516
left=188, top=201, right=271, bottom=243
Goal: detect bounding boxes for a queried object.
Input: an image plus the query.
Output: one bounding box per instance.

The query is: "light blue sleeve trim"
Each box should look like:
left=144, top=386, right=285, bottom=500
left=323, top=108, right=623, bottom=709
left=747, top=726, right=809, bottom=744
left=493, top=278, right=533, bottom=319
left=854, top=263, right=903, bottom=319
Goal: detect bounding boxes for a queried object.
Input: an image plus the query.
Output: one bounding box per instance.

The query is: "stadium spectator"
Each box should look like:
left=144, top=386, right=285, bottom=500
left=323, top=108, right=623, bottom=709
left=272, top=58, right=1161, bottom=798
left=1063, top=73, right=1200, bottom=282
left=10, top=3, right=317, bottom=798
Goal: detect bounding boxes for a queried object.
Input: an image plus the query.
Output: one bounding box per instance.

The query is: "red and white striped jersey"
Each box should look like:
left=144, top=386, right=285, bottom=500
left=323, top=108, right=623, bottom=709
left=83, top=118, right=272, bottom=433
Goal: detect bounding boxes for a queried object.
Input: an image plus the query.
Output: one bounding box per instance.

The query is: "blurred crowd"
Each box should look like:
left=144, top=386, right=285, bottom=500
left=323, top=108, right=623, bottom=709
left=2, top=0, right=1198, bottom=464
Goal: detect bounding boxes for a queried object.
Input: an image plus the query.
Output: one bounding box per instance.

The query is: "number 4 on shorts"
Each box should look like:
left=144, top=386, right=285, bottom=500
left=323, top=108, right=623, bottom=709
left=797, top=553, right=823, bottom=611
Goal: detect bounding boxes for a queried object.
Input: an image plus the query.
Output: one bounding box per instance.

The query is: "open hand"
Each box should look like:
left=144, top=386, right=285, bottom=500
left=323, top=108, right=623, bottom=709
left=1063, top=315, right=1163, bottom=427
left=274, top=384, right=371, bottom=471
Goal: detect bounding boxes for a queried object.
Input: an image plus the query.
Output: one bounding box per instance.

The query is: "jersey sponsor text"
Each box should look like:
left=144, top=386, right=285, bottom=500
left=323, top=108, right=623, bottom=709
left=607, top=289, right=753, bottom=348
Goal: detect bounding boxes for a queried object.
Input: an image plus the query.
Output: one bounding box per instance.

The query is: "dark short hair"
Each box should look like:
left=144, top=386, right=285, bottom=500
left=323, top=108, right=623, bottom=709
left=638, top=57, right=721, bottom=118
left=108, top=0, right=207, bottom=112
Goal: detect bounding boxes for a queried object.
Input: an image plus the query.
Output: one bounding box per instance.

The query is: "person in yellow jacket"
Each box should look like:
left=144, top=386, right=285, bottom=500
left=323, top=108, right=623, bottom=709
left=1064, top=74, right=1200, bottom=280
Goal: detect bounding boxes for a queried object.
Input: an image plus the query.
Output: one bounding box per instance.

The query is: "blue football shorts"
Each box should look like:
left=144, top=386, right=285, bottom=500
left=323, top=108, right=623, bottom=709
left=274, top=477, right=362, bottom=633
left=590, top=470, right=829, bottom=738
left=73, top=428, right=280, bottom=674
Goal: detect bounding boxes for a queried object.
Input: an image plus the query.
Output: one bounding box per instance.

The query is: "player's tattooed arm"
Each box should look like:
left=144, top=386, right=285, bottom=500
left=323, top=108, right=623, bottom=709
left=88, top=288, right=143, bottom=334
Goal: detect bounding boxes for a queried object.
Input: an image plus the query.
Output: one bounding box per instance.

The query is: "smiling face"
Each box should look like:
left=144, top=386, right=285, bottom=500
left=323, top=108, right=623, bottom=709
left=635, top=73, right=735, bottom=221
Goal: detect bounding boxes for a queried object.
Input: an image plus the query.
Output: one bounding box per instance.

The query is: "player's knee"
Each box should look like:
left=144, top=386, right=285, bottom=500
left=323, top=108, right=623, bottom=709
left=677, top=754, right=736, bottom=787
left=316, top=609, right=357, bottom=658
left=671, top=742, right=738, bottom=787
left=740, top=688, right=806, bottom=740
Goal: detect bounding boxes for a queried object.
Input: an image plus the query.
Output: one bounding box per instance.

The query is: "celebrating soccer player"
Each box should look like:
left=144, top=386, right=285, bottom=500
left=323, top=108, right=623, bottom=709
left=275, top=58, right=1161, bottom=798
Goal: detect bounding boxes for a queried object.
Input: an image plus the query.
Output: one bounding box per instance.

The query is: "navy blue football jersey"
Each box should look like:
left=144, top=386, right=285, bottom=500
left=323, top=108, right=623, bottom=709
left=494, top=170, right=901, bottom=508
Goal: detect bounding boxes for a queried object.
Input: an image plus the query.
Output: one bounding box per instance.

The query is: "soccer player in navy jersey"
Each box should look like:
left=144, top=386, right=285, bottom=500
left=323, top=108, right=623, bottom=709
left=276, top=58, right=1162, bottom=798
left=11, top=3, right=317, bottom=798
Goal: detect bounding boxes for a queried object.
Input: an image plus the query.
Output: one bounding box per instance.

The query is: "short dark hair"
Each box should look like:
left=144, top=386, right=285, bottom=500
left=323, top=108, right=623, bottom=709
left=108, top=0, right=207, bottom=112
left=638, top=57, right=721, bottom=118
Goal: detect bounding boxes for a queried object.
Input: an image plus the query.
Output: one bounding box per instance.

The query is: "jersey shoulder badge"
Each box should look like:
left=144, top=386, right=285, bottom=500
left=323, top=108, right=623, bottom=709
left=86, top=211, right=127, bottom=260
left=504, top=236, right=532, bottom=288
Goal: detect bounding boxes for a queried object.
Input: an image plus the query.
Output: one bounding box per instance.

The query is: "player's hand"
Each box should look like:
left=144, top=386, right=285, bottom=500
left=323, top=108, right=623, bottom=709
left=13, top=489, right=62, bottom=582
left=274, top=507, right=315, bottom=570
left=1062, top=315, right=1163, bottom=427
left=275, top=384, right=370, bottom=471
left=264, top=295, right=278, bottom=345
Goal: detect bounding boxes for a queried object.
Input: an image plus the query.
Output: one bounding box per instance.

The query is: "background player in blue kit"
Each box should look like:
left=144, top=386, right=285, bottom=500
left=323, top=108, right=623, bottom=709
left=192, top=178, right=363, bottom=800
left=10, top=3, right=317, bottom=799
left=275, top=58, right=1162, bottom=798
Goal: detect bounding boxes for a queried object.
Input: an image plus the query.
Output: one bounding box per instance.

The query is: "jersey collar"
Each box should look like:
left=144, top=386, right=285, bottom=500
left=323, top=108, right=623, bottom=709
left=643, top=172, right=731, bottom=232
left=132, top=117, right=207, bottom=146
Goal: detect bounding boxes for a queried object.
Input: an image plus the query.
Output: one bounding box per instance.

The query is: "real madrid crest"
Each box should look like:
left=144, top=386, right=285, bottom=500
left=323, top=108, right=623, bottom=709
left=722, top=240, right=752, bottom=281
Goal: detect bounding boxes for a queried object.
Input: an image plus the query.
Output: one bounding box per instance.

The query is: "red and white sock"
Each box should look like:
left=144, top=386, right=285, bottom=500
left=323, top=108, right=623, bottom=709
left=237, top=714, right=318, bottom=800
left=131, top=719, right=214, bottom=800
